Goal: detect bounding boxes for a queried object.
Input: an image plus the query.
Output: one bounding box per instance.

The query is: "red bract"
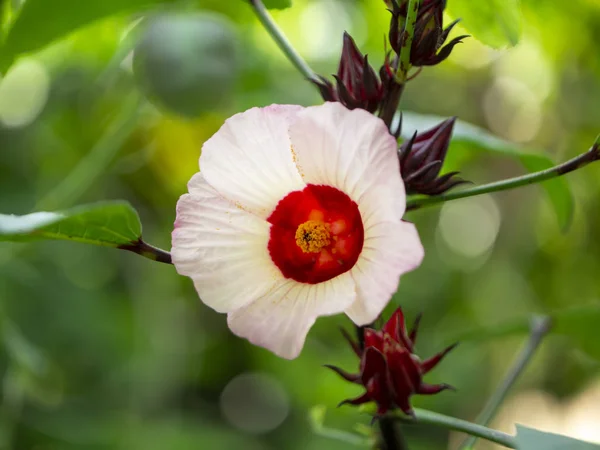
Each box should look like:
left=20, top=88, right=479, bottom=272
left=400, top=117, right=468, bottom=195
left=326, top=307, right=456, bottom=417
left=313, top=32, right=385, bottom=113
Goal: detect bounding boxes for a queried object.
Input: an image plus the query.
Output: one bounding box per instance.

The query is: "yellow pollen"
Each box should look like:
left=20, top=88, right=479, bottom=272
left=295, top=220, right=331, bottom=253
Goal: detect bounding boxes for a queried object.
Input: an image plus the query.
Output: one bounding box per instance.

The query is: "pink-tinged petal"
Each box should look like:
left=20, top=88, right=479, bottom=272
left=345, top=221, right=424, bottom=325
left=288, top=102, right=405, bottom=222
left=227, top=272, right=356, bottom=359
left=200, top=104, right=306, bottom=218
left=171, top=173, right=283, bottom=313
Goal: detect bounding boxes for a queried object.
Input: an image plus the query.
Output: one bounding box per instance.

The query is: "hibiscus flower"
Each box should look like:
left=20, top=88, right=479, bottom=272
left=171, top=102, right=424, bottom=359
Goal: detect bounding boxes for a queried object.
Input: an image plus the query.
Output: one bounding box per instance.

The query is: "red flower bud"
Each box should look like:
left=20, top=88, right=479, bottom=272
left=388, top=0, right=468, bottom=67
left=399, top=117, right=469, bottom=195
left=326, top=307, right=457, bottom=417
left=312, top=33, right=385, bottom=113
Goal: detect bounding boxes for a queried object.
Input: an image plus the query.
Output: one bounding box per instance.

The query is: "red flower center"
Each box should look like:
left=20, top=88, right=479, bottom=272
left=267, top=184, right=364, bottom=284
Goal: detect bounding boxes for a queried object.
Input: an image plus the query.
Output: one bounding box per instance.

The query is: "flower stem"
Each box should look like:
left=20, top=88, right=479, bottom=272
left=379, top=0, right=421, bottom=129
left=119, top=239, right=173, bottom=265
left=406, top=139, right=600, bottom=211
left=248, top=0, right=318, bottom=82
left=380, top=82, right=405, bottom=131
left=394, top=408, right=517, bottom=448
left=396, top=0, right=421, bottom=82
left=459, top=315, right=552, bottom=450
left=378, top=416, right=409, bottom=450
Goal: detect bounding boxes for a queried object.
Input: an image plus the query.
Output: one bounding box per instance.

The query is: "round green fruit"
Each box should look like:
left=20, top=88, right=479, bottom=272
left=133, top=12, right=237, bottom=118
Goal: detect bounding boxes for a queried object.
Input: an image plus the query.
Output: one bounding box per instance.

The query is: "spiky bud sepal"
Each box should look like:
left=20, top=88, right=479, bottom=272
left=399, top=117, right=468, bottom=195
left=312, top=32, right=385, bottom=113
left=326, top=307, right=457, bottom=417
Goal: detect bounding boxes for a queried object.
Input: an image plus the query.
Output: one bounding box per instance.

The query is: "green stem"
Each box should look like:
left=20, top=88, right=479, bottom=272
left=459, top=316, right=552, bottom=450
left=248, top=0, right=318, bottom=82
left=119, top=239, right=172, bottom=265
left=378, top=416, right=409, bottom=450
left=396, top=0, right=421, bottom=82
left=393, top=408, right=517, bottom=449
left=406, top=140, right=600, bottom=211
left=380, top=0, right=420, bottom=128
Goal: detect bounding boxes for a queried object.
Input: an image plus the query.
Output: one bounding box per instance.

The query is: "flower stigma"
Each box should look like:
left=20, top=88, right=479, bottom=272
left=295, top=220, right=331, bottom=253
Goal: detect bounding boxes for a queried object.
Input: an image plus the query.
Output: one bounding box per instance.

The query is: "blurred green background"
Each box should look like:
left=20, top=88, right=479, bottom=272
left=1, top=0, right=600, bottom=449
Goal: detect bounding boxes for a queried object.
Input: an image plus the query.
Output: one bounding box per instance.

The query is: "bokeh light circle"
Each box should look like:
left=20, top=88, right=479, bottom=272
left=220, top=372, right=290, bottom=434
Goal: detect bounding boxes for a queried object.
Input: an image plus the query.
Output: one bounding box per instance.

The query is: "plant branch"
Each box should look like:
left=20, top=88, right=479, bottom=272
left=393, top=408, right=517, bottom=449
left=379, top=0, right=420, bottom=129
left=379, top=416, right=409, bottom=450
left=119, top=239, right=172, bottom=264
left=248, top=0, right=318, bottom=82
left=396, top=0, right=421, bottom=82
left=406, top=139, right=600, bottom=211
left=379, top=82, right=405, bottom=131
left=459, top=315, right=552, bottom=450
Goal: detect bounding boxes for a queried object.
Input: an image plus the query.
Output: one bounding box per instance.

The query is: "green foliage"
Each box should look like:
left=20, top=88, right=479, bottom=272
left=0, top=0, right=177, bottom=70
left=0, top=201, right=142, bottom=247
left=132, top=12, right=238, bottom=118
left=515, top=425, right=600, bottom=449
left=552, top=304, right=600, bottom=361
left=446, top=0, right=521, bottom=48
left=448, top=304, right=600, bottom=360
left=263, top=0, right=293, bottom=10
left=402, top=112, right=574, bottom=230
left=308, top=405, right=371, bottom=447
left=0, top=0, right=598, bottom=448
left=2, top=321, right=64, bottom=407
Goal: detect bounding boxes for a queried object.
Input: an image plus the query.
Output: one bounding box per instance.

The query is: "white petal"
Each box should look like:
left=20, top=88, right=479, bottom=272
left=227, top=272, right=356, bottom=359
left=345, top=221, right=424, bottom=325
left=171, top=173, right=283, bottom=313
left=200, top=104, right=306, bottom=218
left=289, top=102, right=405, bottom=222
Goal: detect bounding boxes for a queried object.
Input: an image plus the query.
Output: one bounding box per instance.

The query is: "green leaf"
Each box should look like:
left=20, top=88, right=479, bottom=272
left=262, top=0, right=292, bottom=10
left=515, top=425, right=600, bottom=449
left=0, top=0, right=175, bottom=70
left=446, top=0, right=521, bottom=48
left=402, top=112, right=574, bottom=231
left=0, top=201, right=141, bottom=247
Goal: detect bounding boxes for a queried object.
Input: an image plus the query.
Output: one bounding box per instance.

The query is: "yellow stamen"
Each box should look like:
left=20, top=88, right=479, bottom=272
left=295, top=220, right=331, bottom=253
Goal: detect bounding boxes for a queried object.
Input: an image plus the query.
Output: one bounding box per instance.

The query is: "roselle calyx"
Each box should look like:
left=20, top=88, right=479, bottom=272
left=388, top=0, right=468, bottom=67
left=400, top=117, right=468, bottom=195
left=326, top=307, right=457, bottom=417
left=313, top=32, right=386, bottom=113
